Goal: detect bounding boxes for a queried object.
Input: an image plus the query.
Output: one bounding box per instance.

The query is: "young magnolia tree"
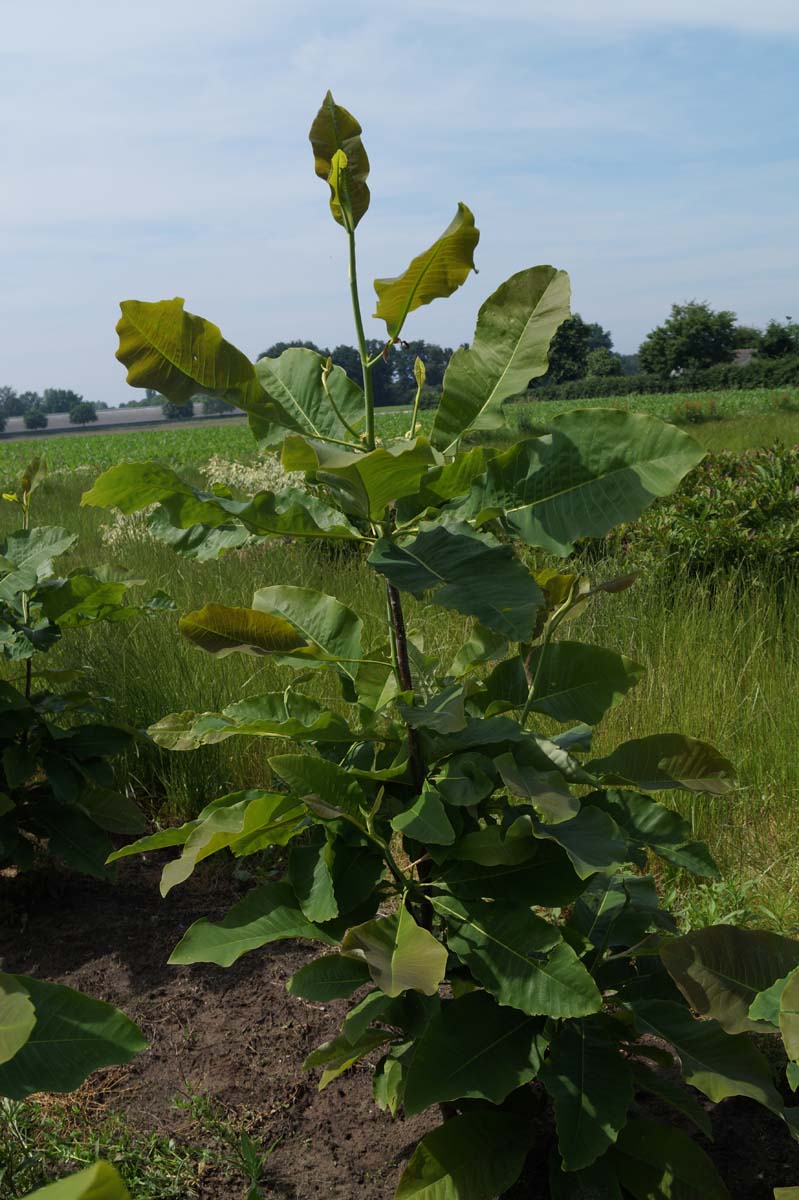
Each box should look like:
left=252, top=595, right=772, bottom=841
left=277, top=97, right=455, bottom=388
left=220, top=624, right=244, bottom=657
left=83, top=95, right=799, bottom=1199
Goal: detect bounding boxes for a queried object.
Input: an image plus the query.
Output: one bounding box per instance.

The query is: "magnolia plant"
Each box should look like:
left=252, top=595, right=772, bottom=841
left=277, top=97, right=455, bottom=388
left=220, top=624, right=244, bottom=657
left=81, top=94, right=798, bottom=1198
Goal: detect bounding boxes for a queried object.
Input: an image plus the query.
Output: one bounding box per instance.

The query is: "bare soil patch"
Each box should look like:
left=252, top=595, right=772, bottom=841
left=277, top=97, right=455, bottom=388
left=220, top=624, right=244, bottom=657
left=2, top=862, right=798, bottom=1198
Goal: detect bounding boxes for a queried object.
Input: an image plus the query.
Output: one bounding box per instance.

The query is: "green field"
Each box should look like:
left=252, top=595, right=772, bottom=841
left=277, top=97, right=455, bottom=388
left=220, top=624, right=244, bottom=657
left=2, top=384, right=798, bottom=931
left=2, top=384, right=799, bottom=480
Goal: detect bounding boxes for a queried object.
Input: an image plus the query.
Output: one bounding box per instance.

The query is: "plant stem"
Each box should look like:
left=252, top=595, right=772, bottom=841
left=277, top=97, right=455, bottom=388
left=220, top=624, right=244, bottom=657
left=386, top=583, right=424, bottom=794
left=406, top=377, right=423, bottom=440
left=520, top=620, right=553, bottom=726
left=347, top=229, right=376, bottom=450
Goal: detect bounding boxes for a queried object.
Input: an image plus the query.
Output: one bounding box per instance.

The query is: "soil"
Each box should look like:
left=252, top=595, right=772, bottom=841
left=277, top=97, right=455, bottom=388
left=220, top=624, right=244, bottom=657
left=2, top=861, right=799, bottom=1200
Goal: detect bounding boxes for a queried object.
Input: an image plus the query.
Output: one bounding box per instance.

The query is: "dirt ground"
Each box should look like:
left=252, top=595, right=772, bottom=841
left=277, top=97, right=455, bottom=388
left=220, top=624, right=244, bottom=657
left=2, top=861, right=799, bottom=1199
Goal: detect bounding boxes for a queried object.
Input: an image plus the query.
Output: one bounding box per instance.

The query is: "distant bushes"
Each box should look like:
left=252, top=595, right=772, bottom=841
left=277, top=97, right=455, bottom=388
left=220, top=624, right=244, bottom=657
left=601, top=444, right=799, bottom=579
left=528, top=354, right=799, bottom=402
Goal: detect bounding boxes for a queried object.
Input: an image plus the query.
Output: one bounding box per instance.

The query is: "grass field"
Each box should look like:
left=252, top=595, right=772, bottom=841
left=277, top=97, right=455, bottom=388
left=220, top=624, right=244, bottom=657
left=2, top=384, right=798, bottom=931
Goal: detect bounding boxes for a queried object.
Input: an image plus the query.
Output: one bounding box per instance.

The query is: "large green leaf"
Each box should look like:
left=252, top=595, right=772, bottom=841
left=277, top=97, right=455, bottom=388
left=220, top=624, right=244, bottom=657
left=431, top=265, right=570, bottom=451
left=394, top=1111, right=531, bottom=1200
left=541, top=1017, right=634, bottom=1170
left=81, top=461, right=360, bottom=541
left=0, top=974, right=35, bottom=1065
left=159, top=792, right=304, bottom=896
left=590, top=789, right=719, bottom=878
left=629, top=999, right=785, bottom=1112
left=269, top=754, right=367, bottom=822
left=525, top=641, right=644, bottom=725
left=168, top=882, right=337, bottom=967
left=403, top=990, right=545, bottom=1114
left=433, top=894, right=601, bottom=1017
left=178, top=603, right=307, bottom=658
left=115, top=298, right=268, bottom=414
left=462, top=410, right=705, bottom=554
left=253, top=348, right=364, bottom=444
left=398, top=684, right=467, bottom=736
left=26, top=1161, right=131, bottom=1199
left=392, top=788, right=456, bottom=846
left=515, top=805, right=629, bottom=879
left=148, top=692, right=353, bottom=751
left=368, top=522, right=543, bottom=641
left=0, top=527, right=77, bottom=599
left=749, top=969, right=799, bottom=1027
left=309, top=90, right=370, bottom=229
left=661, top=925, right=799, bottom=1034
left=0, top=976, right=146, bottom=1101
left=588, top=734, right=735, bottom=795
left=611, top=1118, right=730, bottom=1200
left=570, top=873, right=670, bottom=953
left=373, top=204, right=479, bottom=340
left=341, top=905, right=447, bottom=997
left=288, top=836, right=338, bottom=923
left=496, top=752, right=580, bottom=824
left=286, top=953, right=371, bottom=1001
left=434, top=845, right=587, bottom=908
left=252, top=585, right=364, bottom=677
left=282, top=434, right=439, bottom=522
left=631, top=1061, right=713, bottom=1139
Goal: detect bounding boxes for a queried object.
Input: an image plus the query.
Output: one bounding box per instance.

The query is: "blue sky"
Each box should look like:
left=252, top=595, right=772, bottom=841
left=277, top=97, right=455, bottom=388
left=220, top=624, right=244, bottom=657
left=2, top=0, right=798, bottom=406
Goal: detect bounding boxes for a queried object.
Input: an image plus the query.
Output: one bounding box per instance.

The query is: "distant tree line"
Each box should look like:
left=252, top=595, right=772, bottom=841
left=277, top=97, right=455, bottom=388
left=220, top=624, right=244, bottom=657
left=0, top=387, right=105, bottom=433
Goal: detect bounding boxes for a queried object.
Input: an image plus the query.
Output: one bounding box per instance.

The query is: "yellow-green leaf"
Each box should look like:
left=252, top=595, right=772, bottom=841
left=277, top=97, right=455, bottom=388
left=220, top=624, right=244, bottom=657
left=342, top=905, right=447, bottom=997
left=115, top=298, right=266, bottom=414
left=309, top=91, right=370, bottom=229
left=178, top=603, right=307, bottom=658
left=373, top=203, right=479, bottom=339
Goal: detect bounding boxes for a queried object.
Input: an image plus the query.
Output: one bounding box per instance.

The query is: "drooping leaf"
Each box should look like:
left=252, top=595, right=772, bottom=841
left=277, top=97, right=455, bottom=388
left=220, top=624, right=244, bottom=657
left=434, top=844, right=587, bottom=908
left=341, top=905, right=447, bottom=997
left=286, top=953, right=371, bottom=1002
left=394, top=1110, right=531, bottom=1200
left=629, top=999, right=785, bottom=1112
left=517, top=805, right=629, bottom=879
left=404, top=990, right=546, bottom=1114
left=168, top=883, right=337, bottom=967
left=588, top=734, right=735, bottom=795
left=0, top=976, right=146, bottom=1101
left=524, top=641, right=644, bottom=725
left=282, top=434, right=440, bottom=522
left=462, top=410, right=705, bottom=554
left=159, top=792, right=304, bottom=897
left=0, top=974, right=36, bottom=1066
left=433, top=753, right=496, bottom=808
left=25, top=1161, right=131, bottom=1199
left=115, top=298, right=268, bottom=414
left=399, top=684, right=467, bottom=736
left=433, top=894, right=601, bottom=1018
left=369, top=522, right=544, bottom=641
left=373, top=204, right=479, bottom=339
left=342, top=989, right=395, bottom=1044
left=541, top=1016, right=634, bottom=1170
left=661, top=925, right=799, bottom=1034
left=309, top=90, right=370, bottom=229
left=269, top=754, right=367, bottom=822
left=590, top=789, right=719, bottom=878
left=611, top=1118, right=731, bottom=1200
left=253, top=348, right=364, bottom=444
